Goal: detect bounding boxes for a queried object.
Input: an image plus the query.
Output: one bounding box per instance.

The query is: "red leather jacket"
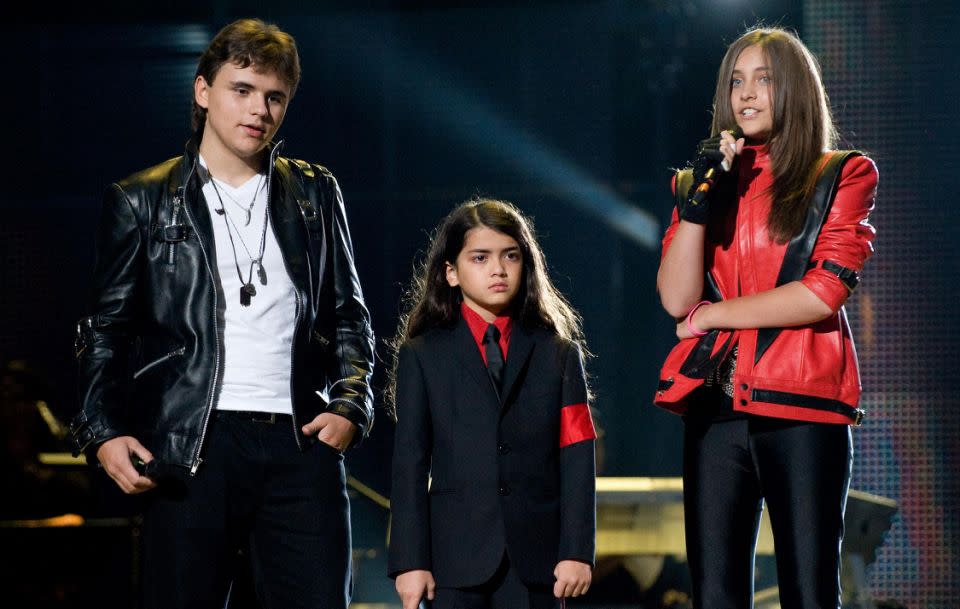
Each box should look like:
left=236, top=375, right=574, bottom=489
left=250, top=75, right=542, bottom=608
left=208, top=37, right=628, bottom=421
left=655, top=146, right=878, bottom=424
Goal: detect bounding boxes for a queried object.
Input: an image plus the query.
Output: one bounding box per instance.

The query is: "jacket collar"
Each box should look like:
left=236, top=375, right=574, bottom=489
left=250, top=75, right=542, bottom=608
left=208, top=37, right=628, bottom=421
left=181, top=131, right=284, bottom=183
left=175, top=133, right=312, bottom=296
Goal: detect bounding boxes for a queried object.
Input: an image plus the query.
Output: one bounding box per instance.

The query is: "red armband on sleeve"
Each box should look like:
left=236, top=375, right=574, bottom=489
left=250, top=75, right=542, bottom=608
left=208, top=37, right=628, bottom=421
left=559, top=403, right=597, bottom=448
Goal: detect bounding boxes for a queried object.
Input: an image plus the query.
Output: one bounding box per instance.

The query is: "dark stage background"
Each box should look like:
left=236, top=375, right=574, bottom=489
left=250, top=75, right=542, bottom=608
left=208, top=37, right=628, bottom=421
left=3, top=1, right=957, bottom=607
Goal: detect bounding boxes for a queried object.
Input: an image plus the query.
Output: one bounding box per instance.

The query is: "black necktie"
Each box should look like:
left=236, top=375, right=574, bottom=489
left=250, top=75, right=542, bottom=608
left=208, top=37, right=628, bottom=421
left=483, top=324, right=504, bottom=394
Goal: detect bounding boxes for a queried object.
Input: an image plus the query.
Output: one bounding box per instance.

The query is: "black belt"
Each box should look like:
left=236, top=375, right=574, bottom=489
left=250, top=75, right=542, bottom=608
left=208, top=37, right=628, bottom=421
left=216, top=410, right=292, bottom=424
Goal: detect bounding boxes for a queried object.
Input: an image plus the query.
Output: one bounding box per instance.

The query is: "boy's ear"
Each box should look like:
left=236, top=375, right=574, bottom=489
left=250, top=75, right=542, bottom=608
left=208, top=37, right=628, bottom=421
left=445, top=262, right=459, bottom=287
left=194, top=75, right=211, bottom=109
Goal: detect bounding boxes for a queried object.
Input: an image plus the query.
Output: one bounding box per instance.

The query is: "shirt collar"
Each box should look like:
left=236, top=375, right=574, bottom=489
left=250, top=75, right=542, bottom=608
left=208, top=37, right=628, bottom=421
left=461, top=301, right=512, bottom=349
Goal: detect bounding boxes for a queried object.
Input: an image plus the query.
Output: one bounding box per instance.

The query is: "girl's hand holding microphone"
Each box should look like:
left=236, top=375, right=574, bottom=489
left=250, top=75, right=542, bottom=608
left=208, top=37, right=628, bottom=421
left=679, top=127, right=744, bottom=225
left=715, top=128, right=745, bottom=171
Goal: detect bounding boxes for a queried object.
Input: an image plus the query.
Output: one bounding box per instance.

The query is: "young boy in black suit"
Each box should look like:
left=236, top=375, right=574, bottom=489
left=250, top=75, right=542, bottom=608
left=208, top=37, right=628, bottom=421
left=388, top=198, right=596, bottom=609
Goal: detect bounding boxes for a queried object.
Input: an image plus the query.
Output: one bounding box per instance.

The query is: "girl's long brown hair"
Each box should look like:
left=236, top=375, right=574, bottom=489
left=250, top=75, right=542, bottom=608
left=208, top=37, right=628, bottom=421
left=385, top=198, right=587, bottom=416
left=711, top=27, right=837, bottom=242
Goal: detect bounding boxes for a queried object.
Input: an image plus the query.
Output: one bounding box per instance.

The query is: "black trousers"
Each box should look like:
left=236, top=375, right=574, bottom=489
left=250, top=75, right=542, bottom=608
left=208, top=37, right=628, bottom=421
left=431, top=552, right=557, bottom=609
left=683, top=411, right=852, bottom=609
left=140, top=412, right=352, bottom=609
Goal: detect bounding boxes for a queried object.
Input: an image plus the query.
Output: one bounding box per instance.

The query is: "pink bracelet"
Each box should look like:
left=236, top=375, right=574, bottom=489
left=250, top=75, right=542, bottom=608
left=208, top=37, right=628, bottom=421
left=685, top=300, right=711, bottom=338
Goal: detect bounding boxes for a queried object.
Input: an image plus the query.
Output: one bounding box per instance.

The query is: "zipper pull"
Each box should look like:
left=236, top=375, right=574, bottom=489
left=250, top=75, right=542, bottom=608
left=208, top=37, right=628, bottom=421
left=190, top=457, right=203, bottom=476
left=173, top=188, right=184, bottom=213
left=167, top=190, right=185, bottom=267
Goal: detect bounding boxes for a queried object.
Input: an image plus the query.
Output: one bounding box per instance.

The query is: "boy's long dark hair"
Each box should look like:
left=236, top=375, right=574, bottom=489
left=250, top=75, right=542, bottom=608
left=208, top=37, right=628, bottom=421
left=386, top=198, right=587, bottom=417
left=192, top=18, right=301, bottom=133
left=710, top=26, right=837, bottom=243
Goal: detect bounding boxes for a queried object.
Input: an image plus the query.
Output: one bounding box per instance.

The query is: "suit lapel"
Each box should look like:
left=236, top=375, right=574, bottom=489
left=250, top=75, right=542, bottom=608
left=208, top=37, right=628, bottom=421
left=499, top=323, right=536, bottom=408
left=452, top=319, right=501, bottom=408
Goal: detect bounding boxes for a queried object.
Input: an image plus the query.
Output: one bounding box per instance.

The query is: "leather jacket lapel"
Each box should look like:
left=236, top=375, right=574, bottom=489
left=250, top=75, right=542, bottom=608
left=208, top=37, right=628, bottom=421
left=269, top=159, right=311, bottom=296
left=178, top=139, right=217, bottom=263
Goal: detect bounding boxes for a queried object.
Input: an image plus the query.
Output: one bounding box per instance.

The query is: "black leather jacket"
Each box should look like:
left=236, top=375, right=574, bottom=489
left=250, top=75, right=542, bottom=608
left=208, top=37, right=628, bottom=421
left=70, top=138, right=375, bottom=475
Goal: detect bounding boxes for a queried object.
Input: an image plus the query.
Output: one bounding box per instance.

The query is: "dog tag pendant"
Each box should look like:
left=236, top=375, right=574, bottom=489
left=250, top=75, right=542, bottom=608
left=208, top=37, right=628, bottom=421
left=240, top=283, right=256, bottom=306
left=257, top=262, right=268, bottom=286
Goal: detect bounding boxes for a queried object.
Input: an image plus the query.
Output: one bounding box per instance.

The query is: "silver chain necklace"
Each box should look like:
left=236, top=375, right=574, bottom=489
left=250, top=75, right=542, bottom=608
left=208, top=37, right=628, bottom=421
left=211, top=174, right=264, bottom=226
left=210, top=179, right=269, bottom=306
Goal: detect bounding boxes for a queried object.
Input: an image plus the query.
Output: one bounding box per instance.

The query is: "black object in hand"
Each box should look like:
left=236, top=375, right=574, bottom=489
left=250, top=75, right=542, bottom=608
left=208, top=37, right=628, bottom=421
left=679, top=127, right=742, bottom=224
left=696, top=125, right=744, bottom=158
left=132, top=455, right=150, bottom=476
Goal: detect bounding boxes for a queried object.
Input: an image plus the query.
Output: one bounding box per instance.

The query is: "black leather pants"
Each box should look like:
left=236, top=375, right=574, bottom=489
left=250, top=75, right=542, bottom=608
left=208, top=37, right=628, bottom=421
left=683, top=410, right=852, bottom=609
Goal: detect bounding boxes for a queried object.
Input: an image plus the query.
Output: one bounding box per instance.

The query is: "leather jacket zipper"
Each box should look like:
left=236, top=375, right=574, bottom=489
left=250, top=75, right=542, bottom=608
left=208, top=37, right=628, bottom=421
left=177, top=159, right=221, bottom=476
left=167, top=193, right=183, bottom=266
left=187, top=143, right=302, bottom=472
left=133, top=347, right=186, bottom=380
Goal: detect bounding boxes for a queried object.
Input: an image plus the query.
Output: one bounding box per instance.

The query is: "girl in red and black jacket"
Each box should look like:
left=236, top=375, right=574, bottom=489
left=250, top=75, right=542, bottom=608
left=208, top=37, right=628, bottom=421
left=655, top=27, right=878, bottom=609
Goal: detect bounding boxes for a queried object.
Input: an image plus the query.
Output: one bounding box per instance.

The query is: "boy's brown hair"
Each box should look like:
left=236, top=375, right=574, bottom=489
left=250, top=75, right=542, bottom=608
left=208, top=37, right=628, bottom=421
left=191, top=18, right=301, bottom=132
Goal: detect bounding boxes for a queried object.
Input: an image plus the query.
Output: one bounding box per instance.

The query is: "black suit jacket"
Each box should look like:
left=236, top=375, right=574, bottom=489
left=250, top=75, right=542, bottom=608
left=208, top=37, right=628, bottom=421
left=388, top=317, right=596, bottom=587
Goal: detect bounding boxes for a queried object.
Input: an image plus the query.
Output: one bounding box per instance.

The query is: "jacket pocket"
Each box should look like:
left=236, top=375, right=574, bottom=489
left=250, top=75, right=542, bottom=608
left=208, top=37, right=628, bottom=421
left=133, top=346, right=185, bottom=380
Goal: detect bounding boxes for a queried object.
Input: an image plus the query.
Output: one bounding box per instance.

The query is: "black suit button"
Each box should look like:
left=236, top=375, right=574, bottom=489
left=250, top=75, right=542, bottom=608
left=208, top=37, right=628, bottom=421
left=497, top=443, right=511, bottom=455
left=498, top=485, right=511, bottom=496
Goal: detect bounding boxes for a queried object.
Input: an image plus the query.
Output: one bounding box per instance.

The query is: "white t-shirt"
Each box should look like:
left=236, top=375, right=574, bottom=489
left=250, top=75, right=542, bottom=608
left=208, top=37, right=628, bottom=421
left=198, top=156, right=296, bottom=415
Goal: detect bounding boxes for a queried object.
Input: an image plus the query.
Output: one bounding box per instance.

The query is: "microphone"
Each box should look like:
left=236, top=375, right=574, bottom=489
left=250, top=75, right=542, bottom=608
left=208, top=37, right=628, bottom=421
left=690, top=126, right=743, bottom=206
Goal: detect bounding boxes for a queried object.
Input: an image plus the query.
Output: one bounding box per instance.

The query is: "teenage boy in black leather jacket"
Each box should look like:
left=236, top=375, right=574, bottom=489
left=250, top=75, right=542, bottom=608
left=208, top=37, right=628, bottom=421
left=70, top=18, right=375, bottom=609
